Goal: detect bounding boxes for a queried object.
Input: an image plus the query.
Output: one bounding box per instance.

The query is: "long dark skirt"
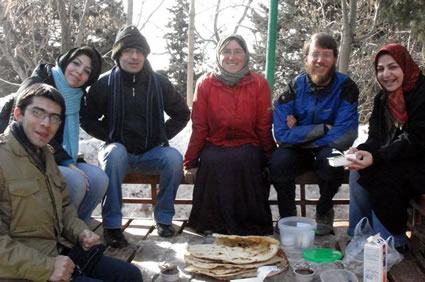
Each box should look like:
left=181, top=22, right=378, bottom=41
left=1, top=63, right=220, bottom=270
left=187, top=143, right=273, bottom=235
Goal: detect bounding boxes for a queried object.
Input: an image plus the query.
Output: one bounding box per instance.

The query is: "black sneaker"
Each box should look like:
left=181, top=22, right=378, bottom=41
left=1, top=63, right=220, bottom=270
left=315, top=208, right=334, bottom=235
left=156, top=223, right=175, bottom=237
left=103, top=228, right=128, bottom=248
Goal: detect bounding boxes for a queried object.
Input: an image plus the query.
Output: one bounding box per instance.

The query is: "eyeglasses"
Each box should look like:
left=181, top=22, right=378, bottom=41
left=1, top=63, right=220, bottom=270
left=308, top=52, right=334, bottom=60
left=27, top=107, right=62, bottom=125
left=121, top=48, right=144, bottom=57
left=220, top=49, right=245, bottom=57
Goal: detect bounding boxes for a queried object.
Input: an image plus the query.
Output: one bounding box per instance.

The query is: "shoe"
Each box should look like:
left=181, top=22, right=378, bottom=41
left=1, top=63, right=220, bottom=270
left=275, top=223, right=280, bottom=235
left=156, top=223, right=175, bottom=237
left=315, top=208, right=334, bottom=235
left=201, top=229, right=213, bottom=236
left=103, top=228, right=128, bottom=248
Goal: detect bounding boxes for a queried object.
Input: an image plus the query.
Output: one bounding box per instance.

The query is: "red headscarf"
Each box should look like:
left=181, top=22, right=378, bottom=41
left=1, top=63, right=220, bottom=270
left=374, top=43, right=420, bottom=123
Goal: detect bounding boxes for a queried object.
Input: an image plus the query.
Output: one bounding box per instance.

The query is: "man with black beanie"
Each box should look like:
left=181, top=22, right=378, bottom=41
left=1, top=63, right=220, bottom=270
left=81, top=25, right=190, bottom=246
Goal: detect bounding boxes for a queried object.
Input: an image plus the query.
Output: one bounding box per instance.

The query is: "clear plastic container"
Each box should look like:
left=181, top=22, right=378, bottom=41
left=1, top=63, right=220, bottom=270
left=319, top=269, right=358, bottom=282
left=278, top=216, right=317, bottom=258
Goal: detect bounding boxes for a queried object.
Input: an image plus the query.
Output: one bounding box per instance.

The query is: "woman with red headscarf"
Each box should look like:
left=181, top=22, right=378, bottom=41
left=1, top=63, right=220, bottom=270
left=346, top=43, right=425, bottom=252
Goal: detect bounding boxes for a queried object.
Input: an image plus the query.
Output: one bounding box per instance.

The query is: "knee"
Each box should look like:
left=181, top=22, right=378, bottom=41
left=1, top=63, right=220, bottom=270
left=100, top=143, right=128, bottom=166
left=90, top=172, right=109, bottom=196
left=161, top=147, right=183, bottom=169
left=270, top=149, right=294, bottom=170
left=125, top=264, right=143, bottom=281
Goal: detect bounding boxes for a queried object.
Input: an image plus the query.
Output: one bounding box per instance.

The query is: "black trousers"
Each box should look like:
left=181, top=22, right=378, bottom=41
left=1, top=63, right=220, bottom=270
left=269, top=147, right=344, bottom=217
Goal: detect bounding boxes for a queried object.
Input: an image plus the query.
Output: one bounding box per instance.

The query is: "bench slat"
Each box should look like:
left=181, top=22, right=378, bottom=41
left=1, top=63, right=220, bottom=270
left=121, top=170, right=350, bottom=218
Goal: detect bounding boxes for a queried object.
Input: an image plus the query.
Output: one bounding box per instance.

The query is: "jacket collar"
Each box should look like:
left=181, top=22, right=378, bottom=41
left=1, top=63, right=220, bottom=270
left=209, top=71, right=253, bottom=88
left=306, top=71, right=337, bottom=92
left=6, top=128, right=54, bottom=173
left=118, top=63, right=150, bottom=85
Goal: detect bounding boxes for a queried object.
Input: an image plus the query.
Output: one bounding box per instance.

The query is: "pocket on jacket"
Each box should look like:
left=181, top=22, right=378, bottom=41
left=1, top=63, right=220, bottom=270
left=8, top=178, right=46, bottom=233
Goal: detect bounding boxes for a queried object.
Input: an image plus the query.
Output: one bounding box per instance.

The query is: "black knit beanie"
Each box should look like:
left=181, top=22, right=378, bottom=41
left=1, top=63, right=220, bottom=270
left=111, top=25, right=151, bottom=61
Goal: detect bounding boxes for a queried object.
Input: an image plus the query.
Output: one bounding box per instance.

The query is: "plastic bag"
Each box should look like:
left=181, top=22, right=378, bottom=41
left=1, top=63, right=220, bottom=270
left=386, top=236, right=404, bottom=270
left=342, top=217, right=374, bottom=275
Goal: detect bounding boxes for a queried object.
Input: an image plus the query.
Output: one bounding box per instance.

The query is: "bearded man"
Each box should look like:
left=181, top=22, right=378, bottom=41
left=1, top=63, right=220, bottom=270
left=270, top=32, right=359, bottom=235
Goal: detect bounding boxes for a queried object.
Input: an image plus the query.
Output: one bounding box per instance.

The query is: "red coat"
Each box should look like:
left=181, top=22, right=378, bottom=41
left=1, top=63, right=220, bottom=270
left=184, top=72, right=276, bottom=169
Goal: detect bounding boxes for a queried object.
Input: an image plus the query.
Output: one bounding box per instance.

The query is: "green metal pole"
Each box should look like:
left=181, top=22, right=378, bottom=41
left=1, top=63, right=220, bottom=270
left=265, top=0, right=278, bottom=95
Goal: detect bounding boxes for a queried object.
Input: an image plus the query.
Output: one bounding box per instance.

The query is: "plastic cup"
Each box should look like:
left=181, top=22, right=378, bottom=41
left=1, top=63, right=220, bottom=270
left=319, top=269, right=358, bottom=282
left=278, top=217, right=317, bottom=253
left=293, top=266, right=315, bottom=282
left=160, top=268, right=179, bottom=281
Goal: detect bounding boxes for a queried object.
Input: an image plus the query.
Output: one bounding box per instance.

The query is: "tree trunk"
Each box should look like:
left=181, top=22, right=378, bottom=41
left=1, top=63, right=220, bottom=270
left=56, top=0, right=72, bottom=52
left=76, top=0, right=94, bottom=47
left=338, top=0, right=356, bottom=74
left=127, top=0, right=133, bottom=25
left=186, top=0, right=195, bottom=107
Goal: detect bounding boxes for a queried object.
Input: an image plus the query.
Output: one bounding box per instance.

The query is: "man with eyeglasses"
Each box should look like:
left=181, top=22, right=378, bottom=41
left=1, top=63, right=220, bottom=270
left=270, top=32, right=359, bottom=235
left=80, top=25, right=190, bottom=245
left=0, top=83, right=142, bottom=281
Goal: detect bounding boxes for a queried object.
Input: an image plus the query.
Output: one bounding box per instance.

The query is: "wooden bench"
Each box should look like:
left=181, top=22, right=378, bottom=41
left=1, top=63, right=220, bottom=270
left=121, top=170, right=350, bottom=217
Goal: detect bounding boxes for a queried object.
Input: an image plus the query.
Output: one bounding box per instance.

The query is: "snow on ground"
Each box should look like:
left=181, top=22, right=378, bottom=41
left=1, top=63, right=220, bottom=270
left=0, top=93, right=369, bottom=220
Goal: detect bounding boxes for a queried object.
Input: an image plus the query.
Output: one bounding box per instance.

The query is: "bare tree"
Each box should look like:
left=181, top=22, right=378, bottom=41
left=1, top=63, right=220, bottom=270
left=135, top=0, right=166, bottom=30
left=187, top=0, right=195, bottom=106
left=338, top=0, right=381, bottom=74
left=127, top=0, right=133, bottom=25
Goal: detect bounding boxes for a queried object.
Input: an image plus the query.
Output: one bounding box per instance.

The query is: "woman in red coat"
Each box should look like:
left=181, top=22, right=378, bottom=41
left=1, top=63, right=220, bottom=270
left=183, top=34, right=276, bottom=235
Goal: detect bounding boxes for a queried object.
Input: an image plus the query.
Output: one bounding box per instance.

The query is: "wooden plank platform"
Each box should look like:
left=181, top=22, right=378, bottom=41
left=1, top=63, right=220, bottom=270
left=89, top=218, right=425, bottom=282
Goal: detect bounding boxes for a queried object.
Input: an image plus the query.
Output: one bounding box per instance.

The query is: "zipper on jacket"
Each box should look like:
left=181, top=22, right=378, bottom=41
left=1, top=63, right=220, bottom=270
left=311, top=93, right=320, bottom=124
left=132, top=75, right=136, bottom=97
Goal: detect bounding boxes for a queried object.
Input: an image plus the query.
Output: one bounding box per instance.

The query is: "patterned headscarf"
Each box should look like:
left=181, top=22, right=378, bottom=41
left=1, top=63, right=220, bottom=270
left=374, top=43, right=421, bottom=124
left=213, top=34, right=250, bottom=87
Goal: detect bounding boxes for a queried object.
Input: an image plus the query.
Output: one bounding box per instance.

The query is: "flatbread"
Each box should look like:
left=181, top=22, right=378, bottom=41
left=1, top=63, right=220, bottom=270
left=184, top=234, right=289, bottom=280
left=187, top=234, right=280, bottom=264
left=185, top=249, right=288, bottom=280
left=184, top=248, right=285, bottom=270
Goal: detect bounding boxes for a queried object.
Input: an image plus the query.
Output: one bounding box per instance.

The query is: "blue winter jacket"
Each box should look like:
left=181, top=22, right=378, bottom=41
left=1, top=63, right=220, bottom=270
left=273, top=72, right=359, bottom=151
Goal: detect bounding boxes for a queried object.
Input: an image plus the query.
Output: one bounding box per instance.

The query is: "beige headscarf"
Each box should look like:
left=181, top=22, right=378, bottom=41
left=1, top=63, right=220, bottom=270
left=213, top=34, right=250, bottom=87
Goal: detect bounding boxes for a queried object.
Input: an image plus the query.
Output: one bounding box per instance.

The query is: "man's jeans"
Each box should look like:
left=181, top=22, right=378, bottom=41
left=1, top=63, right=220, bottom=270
left=99, top=143, right=183, bottom=228
left=348, top=170, right=408, bottom=247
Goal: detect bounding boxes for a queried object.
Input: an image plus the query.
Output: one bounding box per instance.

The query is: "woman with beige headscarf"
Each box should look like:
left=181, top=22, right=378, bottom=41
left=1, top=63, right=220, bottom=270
left=183, top=34, right=276, bottom=235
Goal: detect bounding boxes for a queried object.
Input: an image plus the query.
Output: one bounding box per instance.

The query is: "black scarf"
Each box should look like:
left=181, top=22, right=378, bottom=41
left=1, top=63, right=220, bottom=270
left=108, top=61, right=167, bottom=150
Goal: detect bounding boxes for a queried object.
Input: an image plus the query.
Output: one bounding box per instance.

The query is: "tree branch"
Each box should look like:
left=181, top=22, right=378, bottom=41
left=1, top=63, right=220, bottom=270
left=355, top=0, right=381, bottom=41
left=213, top=0, right=221, bottom=42
left=232, top=0, right=253, bottom=34
left=0, top=76, right=20, bottom=86
left=139, top=0, right=166, bottom=30
left=75, top=0, right=94, bottom=46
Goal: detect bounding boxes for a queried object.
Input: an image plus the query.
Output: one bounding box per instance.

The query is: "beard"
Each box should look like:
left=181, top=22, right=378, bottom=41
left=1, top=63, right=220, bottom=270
left=305, top=63, right=336, bottom=86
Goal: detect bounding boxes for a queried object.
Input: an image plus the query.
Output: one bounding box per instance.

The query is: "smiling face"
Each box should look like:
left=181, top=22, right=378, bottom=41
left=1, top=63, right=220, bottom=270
left=376, top=54, right=404, bottom=92
left=219, top=40, right=246, bottom=73
left=64, top=54, right=92, bottom=88
left=119, top=48, right=145, bottom=73
left=304, top=43, right=337, bottom=86
left=14, top=96, right=62, bottom=148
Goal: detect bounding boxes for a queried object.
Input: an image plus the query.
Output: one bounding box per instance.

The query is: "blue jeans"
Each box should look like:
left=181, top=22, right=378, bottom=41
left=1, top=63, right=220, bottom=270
left=60, top=163, right=108, bottom=223
left=98, top=143, right=183, bottom=228
left=348, top=170, right=408, bottom=247
left=71, top=255, right=142, bottom=281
